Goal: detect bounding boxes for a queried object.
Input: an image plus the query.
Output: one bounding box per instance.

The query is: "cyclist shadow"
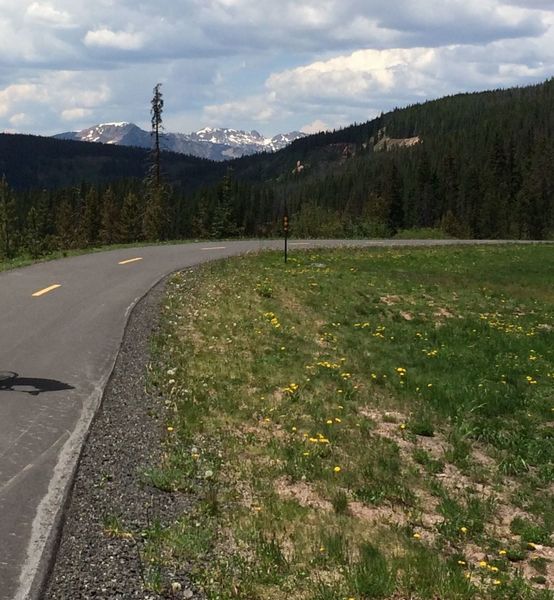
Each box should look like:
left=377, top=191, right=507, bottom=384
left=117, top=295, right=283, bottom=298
left=0, top=372, right=74, bottom=396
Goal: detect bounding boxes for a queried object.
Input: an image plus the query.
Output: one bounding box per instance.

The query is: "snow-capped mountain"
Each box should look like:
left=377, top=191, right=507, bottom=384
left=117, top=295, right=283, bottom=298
left=54, top=123, right=306, bottom=161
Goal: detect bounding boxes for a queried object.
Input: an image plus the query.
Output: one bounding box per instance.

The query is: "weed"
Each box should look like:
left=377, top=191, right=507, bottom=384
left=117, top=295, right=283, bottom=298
left=348, top=543, right=396, bottom=598
left=331, top=490, right=349, bottom=515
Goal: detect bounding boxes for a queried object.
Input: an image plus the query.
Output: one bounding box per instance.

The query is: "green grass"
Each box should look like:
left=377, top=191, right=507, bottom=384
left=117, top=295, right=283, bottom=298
left=144, top=244, right=553, bottom=599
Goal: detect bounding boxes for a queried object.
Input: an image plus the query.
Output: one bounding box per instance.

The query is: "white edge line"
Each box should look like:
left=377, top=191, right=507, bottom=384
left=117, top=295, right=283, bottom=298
left=201, top=246, right=227, bottom=250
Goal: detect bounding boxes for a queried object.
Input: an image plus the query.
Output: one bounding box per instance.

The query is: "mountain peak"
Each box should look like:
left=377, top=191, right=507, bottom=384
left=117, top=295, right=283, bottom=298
left=54, top=123, right=306, bottom=161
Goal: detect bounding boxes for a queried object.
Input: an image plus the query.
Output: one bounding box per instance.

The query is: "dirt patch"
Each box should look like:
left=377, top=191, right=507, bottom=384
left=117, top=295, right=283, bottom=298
left=349, top=501, right=408, bottom=527
left=434, top=307, right=456, bottom=319
left=380, top=295, right=401, bottom=305
left=275, top=477, right=333, bottom=512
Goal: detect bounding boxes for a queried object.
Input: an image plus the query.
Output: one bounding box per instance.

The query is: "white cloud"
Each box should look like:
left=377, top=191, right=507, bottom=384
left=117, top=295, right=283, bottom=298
left=204, top=94, right=283, bottom=125
left=26, top=2, right=72, bottom=26
left=61, top=107, right=93, bottom=121
left=83, top=28, right=144, bottom=50
left=9, top=112, right=30, bottom=126
left=0, top=0, right=554, bottom=135
left=301, top=119, right=332, bottom=134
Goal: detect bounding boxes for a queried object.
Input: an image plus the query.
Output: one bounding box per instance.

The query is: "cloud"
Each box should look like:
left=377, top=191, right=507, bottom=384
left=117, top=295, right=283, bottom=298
left=61, top=107, right=93, bottom=121
left=0, top=73, right=112, bottom=132
left=9, top=112, right=30, bottom=126
left=301, top=119, right=332, bottom=134
left=205, top=28, right=554, bottom=131
left=83, top=28, right=144, bottom=51
left=0, top=0, right=554, bottom=136
left=26, top=2, right=73, bottom=26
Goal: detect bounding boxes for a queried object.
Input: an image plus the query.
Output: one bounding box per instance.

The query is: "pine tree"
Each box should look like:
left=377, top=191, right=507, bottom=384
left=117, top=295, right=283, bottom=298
left=55, top=197, right=75, bottom=250
left=81, top=187, right=101, bottom=246
left=25, top=205, right=48, bottom=258
left=99, top=187, right=120, bottom=245
left=119, top=191, right=143, bottom=243
left=0, top=175, right=17, bottom=258
left=142, top=83, right=168, bottom=241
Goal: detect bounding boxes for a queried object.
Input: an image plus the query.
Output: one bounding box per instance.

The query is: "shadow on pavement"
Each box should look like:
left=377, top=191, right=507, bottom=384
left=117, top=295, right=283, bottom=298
left=0, top=372, right=74, bottom=395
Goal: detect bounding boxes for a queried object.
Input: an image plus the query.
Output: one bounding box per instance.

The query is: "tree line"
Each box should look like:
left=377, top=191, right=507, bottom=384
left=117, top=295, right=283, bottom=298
left=2, top=77, right=554, bottom=260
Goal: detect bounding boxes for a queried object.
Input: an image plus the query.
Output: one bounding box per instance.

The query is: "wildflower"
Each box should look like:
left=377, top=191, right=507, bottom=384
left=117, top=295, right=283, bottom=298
left=489, top=566, right=499, bottom=573
left=292, top=427, right=297, bottom=432
left=458, top=560, right=466, bottom=565
left=460, top=527, right=468, bottom=534
left=335, top=418, right=342, bottom=423
left=303, top=452, right=310, bottom=456
left=326, top=419, right=333, bottom=425
left=493, top=580, right=501, bottom=586
left=413, top=533, right=421, bottom=539
left=167, top=426, right=174, bottom=432
left=499, top=549, right=507, bottom=556
left=333, top=466, right=342, bottom=473
left=399, top=423, right=406, bottom=430
left=479, top=561, right=488, bottom=568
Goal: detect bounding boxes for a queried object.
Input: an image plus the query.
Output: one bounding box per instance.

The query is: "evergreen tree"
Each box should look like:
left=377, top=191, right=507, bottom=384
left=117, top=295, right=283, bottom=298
left=0, top=175, right=17, bottom=258
left=142, top=184, right=166, bottom=241
left=99, top=187, right=120, bottom=245
left=24, top=204, right=48, bottom=258
left=55, top=196, right=75, bottom=249
left=119, top=191, right=143, bottom=243
left=81, top=187, right=101, bottom=246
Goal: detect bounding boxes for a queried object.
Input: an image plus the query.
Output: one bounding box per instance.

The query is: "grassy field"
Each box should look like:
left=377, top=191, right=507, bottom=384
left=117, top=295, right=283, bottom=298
left=142, top=244, right=553, bottom=599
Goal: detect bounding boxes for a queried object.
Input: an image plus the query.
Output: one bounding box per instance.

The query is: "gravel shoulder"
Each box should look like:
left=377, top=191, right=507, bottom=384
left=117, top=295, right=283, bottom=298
left=44, top=278, right=202, bottom=600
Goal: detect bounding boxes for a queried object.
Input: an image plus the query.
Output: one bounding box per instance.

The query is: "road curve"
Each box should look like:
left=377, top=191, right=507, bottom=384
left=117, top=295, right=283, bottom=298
left=0, top=238, right=543, bottom=599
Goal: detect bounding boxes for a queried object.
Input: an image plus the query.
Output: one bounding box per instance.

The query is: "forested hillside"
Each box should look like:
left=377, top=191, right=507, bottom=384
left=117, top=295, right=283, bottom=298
left=1, top=78, right=553, bottom=260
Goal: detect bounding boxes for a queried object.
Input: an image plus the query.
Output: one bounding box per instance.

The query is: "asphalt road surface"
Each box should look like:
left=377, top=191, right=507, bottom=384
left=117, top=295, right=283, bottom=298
left=0, top=239, right=542, bottom=599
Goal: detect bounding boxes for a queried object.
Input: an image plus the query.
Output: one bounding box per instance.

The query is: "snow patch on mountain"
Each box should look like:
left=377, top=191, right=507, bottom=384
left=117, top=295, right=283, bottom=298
left=54, top=123, right=306, bottom=161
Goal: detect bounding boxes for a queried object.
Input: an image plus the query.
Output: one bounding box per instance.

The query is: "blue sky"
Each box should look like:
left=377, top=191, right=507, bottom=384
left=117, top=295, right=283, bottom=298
left=0, top=0, right=553, bottom=136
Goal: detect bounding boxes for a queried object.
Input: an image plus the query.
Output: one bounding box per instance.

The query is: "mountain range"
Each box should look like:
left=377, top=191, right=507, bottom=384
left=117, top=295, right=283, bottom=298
left=54, top=122, right=306, bottom=161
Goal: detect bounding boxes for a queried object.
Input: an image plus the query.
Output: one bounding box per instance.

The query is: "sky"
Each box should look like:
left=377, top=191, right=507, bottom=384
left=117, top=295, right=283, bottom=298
left=0, top=0, right=553, bottom=137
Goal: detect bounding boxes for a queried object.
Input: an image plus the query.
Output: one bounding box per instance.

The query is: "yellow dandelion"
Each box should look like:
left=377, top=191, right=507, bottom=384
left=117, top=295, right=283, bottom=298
left=167, top=426, right=174, bottom=432
left=499, top=549, right=507, bottom=556
left=479, top=561, right=488, bottom=568
left=333, top=466, right=342, bottom=473
left=413, top=533, right=421, bottom=539
left=460, top=527, right=468, bottom=534
left=493, top=580, right=501, bottom=586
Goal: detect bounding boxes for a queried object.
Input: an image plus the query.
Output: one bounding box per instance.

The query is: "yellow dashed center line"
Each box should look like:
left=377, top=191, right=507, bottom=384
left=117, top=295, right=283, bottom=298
left=201, top=246, right=227, bottom=251
left=32, top=284, right=61, bottom=298
left=118, top=257, right=143, bottom=265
